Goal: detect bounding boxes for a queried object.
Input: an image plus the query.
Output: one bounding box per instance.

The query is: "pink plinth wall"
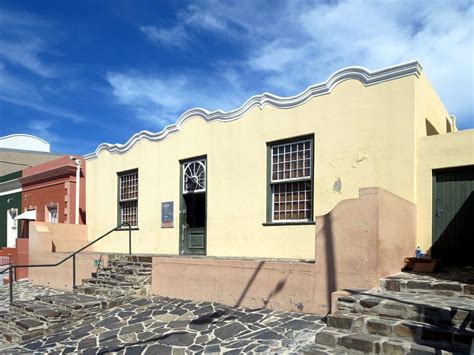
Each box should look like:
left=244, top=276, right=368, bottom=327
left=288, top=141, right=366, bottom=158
left=151, top=187, right=416, bottom=315
left=26, top=187, right=415, bottom=314
left=313, top=187, right=416, bottom=314
left=152, top=257, right=317, bottom=313
left=27, top=222, right=104, bottom=290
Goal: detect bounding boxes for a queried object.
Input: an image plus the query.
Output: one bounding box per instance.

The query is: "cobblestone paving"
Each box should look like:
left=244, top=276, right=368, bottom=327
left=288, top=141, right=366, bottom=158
left=1, top=282, right=325, bottom=354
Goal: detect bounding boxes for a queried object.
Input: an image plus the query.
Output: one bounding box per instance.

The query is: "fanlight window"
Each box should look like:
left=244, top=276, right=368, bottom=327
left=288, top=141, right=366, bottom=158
left=183, top=159, right=206, bottom=193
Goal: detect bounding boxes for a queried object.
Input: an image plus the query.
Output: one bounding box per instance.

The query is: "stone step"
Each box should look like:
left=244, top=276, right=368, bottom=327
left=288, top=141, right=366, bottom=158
left=380, top=272, right=474, bottom=297
left=0, top=313, right=48, bottom=344
left=9, top=300, right=72, bottom=324
left=84, top=277, right=136, bottom=288
left=326, top=312, right=472, bottom=353
left=336, top=291, right=474, bottom=332
left=107, top=254, right=153, bottom=264
left=75, top=284, right=134, bottom=298
left=314, top=327, right=451, bottom=354
left=91, top=271, right=151, bottom=282
left=108, top=260, right=152, bottom=268
left=99, top=265, right=152, bottom=276
left=81, top=280, right=150, bottom=298
left=1, top=327, right=44, bottom=344
left=34, top=293, right=107, bottom=313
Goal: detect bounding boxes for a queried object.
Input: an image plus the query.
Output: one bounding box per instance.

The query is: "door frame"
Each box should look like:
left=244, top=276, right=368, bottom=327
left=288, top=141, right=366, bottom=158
left=6, top=208, right=18, bottom=248
left=179, top=154, right=207, bottom=255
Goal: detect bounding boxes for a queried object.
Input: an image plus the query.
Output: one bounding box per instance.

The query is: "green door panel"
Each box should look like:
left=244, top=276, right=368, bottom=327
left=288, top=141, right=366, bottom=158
left=432, top=167, right=474, bottom=265
left=185, top=227, right=206, bottom=254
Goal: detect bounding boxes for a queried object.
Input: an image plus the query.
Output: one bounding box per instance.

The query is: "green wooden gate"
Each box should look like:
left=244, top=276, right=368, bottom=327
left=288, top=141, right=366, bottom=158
left=432, top=166, right=474, bottom=265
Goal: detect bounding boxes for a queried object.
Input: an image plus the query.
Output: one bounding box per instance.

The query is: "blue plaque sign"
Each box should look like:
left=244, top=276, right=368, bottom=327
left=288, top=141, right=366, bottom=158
left=161, top=201, right=174, bottom=228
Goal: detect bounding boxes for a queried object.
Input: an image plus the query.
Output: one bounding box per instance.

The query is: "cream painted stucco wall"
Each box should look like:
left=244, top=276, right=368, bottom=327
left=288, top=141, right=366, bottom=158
left=414, top=73, right=454, bottom=138
left=87, top=74, right=421, bottom=260
left=416, top=129, right=474, bottom=251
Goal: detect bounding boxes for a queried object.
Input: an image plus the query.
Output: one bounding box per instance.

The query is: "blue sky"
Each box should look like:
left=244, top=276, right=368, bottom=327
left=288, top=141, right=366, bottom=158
left=0, top=0, right=473, bottom=154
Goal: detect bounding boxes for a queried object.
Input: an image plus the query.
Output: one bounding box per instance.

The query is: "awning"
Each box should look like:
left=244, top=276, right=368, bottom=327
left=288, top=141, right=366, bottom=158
left=15, top=210, right=36, bottom=221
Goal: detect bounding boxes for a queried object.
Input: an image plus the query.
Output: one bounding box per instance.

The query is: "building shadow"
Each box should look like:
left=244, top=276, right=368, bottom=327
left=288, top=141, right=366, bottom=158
left=430, top=192, right=473, bottom=266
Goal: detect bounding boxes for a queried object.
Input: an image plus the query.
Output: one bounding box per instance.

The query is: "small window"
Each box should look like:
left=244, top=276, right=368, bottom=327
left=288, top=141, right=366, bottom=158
left=118, top=170, right=138, bottom=227
left=47, top=206, right=58, bottom=223
left=268, top=137, right=313, bottom=222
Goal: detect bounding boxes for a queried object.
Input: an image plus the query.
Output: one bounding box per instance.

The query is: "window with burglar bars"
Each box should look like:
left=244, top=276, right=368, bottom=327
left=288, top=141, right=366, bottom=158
left=269, top=138, right=313, bottom=222
left=118, top=170, right=138, bottom=227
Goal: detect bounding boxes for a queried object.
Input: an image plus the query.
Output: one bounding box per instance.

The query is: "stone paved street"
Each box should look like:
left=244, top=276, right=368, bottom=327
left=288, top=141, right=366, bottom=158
left=0, top=282, right=325, bottom=354
left=0, top=281, right=62, bottom=315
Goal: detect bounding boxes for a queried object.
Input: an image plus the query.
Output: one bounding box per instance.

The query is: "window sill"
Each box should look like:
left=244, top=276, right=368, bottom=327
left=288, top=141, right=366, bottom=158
left=116, top=227, right=140, bottom=231
left=262, top=221, right=315, bottom=226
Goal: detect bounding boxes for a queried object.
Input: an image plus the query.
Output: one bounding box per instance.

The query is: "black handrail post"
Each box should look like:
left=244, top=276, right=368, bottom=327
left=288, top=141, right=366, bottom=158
left=128, top=223, right=131, bottom=255
left=72, top=254, right=76, bottom=289
left=9, top=267, right=13, bottom=303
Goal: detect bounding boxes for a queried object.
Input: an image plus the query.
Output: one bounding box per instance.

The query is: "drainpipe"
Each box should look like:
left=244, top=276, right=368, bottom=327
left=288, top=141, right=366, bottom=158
left=70, top=157, right=82, bottom=224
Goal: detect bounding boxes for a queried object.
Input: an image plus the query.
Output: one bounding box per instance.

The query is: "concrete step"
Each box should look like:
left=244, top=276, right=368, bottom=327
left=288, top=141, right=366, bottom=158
left=380, top=271, right=474, bottom=297
left=326, top=312, right=472, bottom=353
left=336, top=291, right=474, bottom=332
left=314, top=327, right=451, bottom=354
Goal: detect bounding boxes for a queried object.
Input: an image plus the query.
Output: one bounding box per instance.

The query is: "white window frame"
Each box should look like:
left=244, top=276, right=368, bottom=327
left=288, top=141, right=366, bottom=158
left=183, top=159, right=206, bottom=194
left=47, top=205, right=58, bottom=223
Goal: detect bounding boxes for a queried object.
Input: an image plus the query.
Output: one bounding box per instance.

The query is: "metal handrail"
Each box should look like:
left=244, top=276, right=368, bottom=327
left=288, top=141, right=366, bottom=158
left=0, top=222, right=132, bottom=303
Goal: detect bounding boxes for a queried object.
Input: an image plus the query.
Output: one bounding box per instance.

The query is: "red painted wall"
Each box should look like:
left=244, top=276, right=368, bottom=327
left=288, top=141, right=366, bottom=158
left=21, top=156, right=86, bottom=224
left=0, top=238, right=28, bottom=280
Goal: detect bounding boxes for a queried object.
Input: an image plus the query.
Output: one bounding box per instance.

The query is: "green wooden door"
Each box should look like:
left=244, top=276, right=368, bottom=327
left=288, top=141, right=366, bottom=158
left=432, top=167, right=474, bottom=265
left=180, top=158, right=207, bottom=255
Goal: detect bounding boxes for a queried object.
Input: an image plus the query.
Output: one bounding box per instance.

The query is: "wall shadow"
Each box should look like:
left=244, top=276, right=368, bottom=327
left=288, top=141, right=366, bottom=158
left=262, top=277, right=287, bottom=308
left=322, top=214, right=336, bottom=313
left=234, top=260, right=265, bottom=308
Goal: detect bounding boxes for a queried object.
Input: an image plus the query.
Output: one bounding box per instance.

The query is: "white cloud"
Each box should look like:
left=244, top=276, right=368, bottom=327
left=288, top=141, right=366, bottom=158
left=106, top=72, right=187, bottom=125
left=129, top=0, right=473, bottom=129
left=246, top=0, right=474, bottom=126
left=141, top=3, right=231, bottom=47
left=106, top=70, right=245, bottom=126
left=182, top=4, right=227, bottom=31
left=27, top=119, right=60, bottom=144
left=0, top=9, right=55, bottom=77
left=140, top=25, right=188, bottom=47
left=0, top=62, right=91, bottom=124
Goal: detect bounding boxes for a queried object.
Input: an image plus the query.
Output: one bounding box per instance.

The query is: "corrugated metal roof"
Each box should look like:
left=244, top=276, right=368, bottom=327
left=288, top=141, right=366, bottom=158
left=0, top=134, right=50, bottom=152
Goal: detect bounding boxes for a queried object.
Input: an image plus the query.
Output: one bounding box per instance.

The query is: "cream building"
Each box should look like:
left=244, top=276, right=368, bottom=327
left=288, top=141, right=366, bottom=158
left=85, top=61, right=473, bottom=265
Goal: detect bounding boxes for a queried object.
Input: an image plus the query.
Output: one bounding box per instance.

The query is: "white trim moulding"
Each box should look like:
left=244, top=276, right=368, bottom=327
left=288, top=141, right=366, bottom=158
left=85, top=60, right=423, bottom=160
